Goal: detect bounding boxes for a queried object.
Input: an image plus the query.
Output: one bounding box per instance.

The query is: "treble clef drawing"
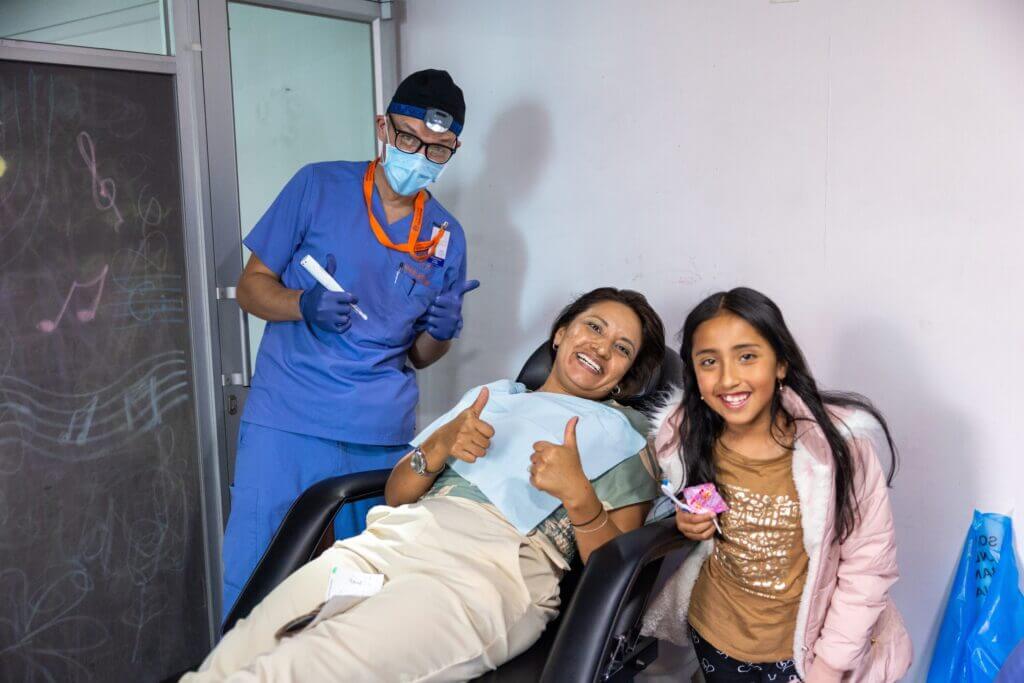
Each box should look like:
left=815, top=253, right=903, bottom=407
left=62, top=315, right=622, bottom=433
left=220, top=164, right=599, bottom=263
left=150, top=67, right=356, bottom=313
left=77, top=131, right=125, bottom=230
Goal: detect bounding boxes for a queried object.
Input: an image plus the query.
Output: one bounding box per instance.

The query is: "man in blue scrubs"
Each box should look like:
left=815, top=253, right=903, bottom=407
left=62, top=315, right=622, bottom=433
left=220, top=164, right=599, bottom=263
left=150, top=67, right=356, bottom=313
left=223, top=70, right=477, bottom=619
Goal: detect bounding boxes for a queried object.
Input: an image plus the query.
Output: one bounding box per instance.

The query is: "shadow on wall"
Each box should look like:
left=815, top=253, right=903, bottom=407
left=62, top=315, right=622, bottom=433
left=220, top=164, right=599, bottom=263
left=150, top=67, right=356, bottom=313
left=419, top=101, right=552, bottom=416
left=830, top=317, right=975, bottom=678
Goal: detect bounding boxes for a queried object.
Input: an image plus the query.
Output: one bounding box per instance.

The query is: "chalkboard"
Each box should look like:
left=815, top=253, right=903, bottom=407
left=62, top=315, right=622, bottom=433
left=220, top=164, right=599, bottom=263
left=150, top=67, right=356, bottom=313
left=0, top=61, right=209, bottom=680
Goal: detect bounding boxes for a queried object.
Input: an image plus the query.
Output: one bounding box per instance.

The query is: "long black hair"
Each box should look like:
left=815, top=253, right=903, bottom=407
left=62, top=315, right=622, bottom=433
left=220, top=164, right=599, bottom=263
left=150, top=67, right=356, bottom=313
left=547, top=287, right=666, bottom=398
left=678, top=287, right=897, bottom=543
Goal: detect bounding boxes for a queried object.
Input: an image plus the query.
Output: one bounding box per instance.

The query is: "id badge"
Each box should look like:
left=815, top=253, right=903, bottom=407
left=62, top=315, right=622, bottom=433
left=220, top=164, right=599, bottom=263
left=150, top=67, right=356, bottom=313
left=428, top=223, right=451, bottom=267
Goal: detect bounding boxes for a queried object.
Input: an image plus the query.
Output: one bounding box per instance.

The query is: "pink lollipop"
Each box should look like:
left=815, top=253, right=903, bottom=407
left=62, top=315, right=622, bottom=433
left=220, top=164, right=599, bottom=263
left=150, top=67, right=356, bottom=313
left=682, top=482, right=729, bottom=515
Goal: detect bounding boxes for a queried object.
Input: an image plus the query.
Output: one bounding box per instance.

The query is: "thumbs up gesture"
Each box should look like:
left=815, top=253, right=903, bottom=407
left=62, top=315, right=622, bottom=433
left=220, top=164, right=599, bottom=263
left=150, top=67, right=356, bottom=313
left=423, top=278, right=480, bottom=341
left=529, top=417, right=590, bottom=503
left=422, top=387, right=495, bottom=468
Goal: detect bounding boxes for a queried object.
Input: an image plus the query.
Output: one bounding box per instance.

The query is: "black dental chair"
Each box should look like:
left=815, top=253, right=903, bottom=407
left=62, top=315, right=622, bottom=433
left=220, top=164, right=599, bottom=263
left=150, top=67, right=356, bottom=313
left=216, top=343, right=692, bottom=683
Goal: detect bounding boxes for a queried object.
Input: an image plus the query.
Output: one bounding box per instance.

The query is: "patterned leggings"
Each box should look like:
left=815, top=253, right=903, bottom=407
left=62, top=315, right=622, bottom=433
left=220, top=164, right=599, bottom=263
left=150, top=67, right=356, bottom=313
left=690, top=626, right=803, bottom=683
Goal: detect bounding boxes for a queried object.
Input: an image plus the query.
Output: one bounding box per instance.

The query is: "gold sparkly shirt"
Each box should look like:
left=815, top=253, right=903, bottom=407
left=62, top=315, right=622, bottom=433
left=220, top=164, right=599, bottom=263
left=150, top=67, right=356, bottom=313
left=687, top=442, right=808, bottom=662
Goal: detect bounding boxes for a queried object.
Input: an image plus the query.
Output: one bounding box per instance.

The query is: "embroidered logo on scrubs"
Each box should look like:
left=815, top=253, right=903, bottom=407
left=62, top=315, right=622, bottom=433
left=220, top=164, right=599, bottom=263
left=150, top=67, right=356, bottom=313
left=400, top=262, right=431, bottom=287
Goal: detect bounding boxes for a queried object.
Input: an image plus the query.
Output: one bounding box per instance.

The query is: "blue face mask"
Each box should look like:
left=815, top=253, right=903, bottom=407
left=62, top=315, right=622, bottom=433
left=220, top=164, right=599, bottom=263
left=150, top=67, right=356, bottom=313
left=381, top=144, right=446, bottom=196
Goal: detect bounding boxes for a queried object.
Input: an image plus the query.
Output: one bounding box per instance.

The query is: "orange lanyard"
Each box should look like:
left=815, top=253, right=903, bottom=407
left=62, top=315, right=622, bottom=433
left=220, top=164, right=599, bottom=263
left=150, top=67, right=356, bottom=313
left=363, top=159, right=444, bottom=262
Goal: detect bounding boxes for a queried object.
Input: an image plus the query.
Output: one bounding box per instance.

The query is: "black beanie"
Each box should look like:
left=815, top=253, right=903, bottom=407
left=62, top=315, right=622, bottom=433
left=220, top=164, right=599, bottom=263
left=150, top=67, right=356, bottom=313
left=389, top=69, right=466, bottom=133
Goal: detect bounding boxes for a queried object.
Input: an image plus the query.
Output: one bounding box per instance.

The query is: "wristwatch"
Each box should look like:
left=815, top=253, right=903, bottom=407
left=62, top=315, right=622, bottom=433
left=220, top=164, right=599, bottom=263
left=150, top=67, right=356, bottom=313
left=410, top=446, right=445, bottom=477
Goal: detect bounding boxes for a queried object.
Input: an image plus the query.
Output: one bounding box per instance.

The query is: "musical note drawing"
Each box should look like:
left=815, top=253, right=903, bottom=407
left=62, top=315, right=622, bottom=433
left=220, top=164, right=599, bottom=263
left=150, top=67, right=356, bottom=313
left=62, top=395, right=98, bottom=445
left=37, top=264, right=109, bottom=333
left=123, top=375, right=161, bottom=431
left=77, top=131, right=124, bottom=230
left=0, top=351, right=190, bottom=464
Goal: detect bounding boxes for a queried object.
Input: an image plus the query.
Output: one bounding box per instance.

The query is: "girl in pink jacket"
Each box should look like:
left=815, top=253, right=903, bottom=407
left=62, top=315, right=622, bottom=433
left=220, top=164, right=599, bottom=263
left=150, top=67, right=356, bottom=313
left=642, top=287, right=913, bottom=682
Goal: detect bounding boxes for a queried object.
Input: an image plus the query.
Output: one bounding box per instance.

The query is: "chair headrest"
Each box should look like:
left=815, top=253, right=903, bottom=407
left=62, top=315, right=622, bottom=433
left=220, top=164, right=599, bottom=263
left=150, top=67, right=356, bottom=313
left=514, top=341, right=683, bottom=416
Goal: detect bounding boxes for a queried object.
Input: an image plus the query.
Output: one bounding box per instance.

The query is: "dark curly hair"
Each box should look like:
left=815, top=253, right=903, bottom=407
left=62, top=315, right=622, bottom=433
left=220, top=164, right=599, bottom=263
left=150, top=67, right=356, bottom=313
left=546, top=287, right=666, bottom=398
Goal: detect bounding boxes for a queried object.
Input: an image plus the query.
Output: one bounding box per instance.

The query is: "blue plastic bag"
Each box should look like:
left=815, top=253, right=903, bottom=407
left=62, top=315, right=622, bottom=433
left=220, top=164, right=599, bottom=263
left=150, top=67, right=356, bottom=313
left=927, top=511, right=1024, bottom=682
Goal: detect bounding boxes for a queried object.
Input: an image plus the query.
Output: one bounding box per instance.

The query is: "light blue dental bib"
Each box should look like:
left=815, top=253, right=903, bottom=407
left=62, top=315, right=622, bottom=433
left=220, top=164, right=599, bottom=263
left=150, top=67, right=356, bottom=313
left=411, top=380, right=646, bottom=534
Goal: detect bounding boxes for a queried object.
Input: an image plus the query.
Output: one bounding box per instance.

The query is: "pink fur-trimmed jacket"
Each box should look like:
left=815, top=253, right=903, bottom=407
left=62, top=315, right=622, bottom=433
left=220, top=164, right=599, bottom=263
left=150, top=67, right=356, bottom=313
left=641, top=387, right=913, bottom=682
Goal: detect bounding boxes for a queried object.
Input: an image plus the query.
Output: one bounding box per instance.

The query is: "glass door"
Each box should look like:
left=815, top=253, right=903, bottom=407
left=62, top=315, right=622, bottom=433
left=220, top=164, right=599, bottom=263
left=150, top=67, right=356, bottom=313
left=227, top=2, right=377, bottom=365
left=198, top=0, right=385, bottom=517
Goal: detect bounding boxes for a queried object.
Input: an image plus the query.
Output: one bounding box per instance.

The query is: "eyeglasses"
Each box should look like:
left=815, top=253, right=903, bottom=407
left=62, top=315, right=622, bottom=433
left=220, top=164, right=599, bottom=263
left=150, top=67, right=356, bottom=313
left=388, top=115, right=457, bottom=164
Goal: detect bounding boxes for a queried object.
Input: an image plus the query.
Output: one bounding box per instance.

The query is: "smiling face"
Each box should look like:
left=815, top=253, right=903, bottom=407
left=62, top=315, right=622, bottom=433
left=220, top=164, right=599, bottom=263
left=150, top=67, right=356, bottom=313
left=542, top=300, right=643, bottom=400
left=691, top=312, right=787, bottom=434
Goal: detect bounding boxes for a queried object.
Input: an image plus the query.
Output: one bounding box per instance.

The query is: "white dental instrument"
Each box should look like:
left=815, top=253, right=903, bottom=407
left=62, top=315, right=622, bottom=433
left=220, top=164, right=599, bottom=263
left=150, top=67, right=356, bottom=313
left=300, top=254, right=368, bottom=321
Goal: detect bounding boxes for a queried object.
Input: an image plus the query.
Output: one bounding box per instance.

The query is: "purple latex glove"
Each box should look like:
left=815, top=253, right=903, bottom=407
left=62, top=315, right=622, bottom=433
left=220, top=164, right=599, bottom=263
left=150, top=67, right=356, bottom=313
left=423, top=279, right=480, bottom=341
left=299, top=254, right=358, bottom=334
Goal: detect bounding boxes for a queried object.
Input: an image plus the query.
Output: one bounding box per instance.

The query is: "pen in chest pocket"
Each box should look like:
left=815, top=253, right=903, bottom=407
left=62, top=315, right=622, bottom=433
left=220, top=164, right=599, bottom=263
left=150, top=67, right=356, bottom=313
left=393, top=261, right=436, bottom=294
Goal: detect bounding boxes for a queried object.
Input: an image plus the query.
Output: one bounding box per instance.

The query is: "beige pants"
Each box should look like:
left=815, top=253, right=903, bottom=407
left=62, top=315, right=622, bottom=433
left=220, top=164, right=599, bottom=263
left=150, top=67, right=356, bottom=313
left=184, top=497, right=563, bottom=682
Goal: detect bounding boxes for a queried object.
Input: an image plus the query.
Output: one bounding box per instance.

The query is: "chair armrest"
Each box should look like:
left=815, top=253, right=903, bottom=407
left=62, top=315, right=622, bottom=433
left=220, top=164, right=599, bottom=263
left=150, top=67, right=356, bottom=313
left=223, top=468, right=392, bottom=633
left=539, top=518, right=693, bottom=683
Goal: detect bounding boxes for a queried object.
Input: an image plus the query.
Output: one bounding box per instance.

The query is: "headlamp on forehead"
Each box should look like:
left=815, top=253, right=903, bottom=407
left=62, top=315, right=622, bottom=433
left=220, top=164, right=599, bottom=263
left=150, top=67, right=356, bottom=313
left=387, top=102, right=463, bottom=136
left=423, top=108, right=454, bottom=133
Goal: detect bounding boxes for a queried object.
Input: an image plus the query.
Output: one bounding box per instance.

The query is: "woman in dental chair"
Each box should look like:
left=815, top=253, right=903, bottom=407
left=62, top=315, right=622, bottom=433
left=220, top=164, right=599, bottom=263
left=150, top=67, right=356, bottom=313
left=185, top=287, right=666, bottom=683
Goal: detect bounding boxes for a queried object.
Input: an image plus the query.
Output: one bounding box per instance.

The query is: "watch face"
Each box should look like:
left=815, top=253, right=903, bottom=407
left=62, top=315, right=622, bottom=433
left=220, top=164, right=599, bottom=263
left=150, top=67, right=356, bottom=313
left=411, top=449, right=426, bottom=474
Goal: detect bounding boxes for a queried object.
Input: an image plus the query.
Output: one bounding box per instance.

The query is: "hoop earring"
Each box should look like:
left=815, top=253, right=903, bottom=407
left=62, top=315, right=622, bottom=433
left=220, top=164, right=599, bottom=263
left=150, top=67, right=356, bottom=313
left=611, top=385, right=622, bottom=397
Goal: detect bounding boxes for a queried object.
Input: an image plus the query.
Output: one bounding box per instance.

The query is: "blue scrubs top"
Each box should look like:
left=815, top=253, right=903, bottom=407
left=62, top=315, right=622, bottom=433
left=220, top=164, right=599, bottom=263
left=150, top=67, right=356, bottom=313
left=242, top=161, right=467, bottom=445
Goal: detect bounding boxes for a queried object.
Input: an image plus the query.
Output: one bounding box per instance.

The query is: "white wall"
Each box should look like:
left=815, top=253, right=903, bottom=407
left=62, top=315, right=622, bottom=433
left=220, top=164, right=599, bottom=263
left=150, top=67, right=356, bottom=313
left=397, top=1, right=1024, bottom=679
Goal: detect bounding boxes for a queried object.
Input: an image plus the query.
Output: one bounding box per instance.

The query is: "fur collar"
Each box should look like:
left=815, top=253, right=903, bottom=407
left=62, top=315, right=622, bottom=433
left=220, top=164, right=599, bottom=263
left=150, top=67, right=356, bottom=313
left=647, top=384, right=684, bottom=439
left=644, top=385, right=685, bottom=521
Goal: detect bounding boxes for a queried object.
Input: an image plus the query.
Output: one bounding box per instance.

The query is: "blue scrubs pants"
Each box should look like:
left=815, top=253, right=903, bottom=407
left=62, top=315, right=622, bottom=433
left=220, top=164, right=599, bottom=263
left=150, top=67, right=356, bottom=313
left=220, top=422, right=409, bottom=622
